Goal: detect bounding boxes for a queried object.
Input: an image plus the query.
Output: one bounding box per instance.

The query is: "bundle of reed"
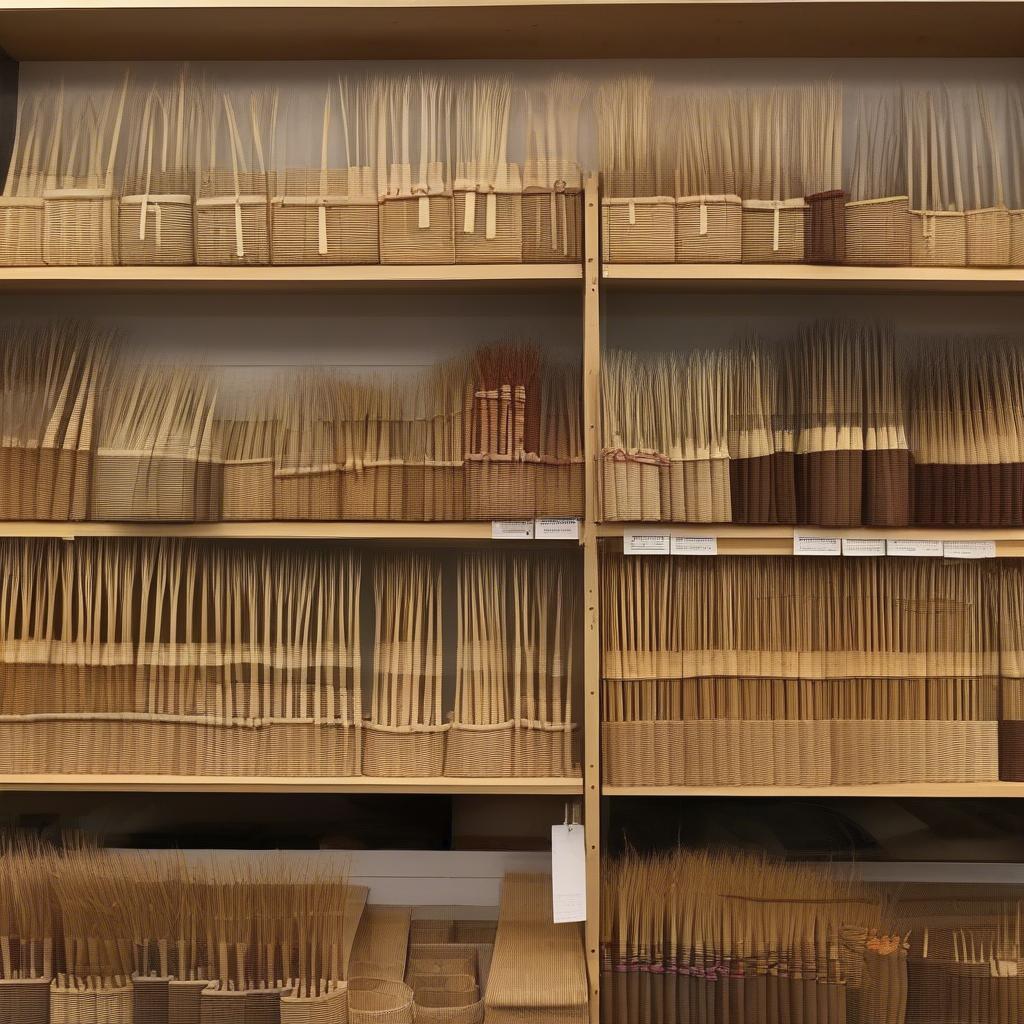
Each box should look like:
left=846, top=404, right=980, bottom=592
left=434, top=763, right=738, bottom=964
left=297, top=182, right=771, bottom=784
left=998, top=563, right=1024, bottom=780
left=801, top=81, right=845, bottom=264
left=363, top=552, right=447, bottom=776
left=601, top=847, right=905, bottom=1024
left=453, top=76, right=522, bottom=264
left=908, top=336, right=1024, bottom=527
left=964, top=87, right=1010, bottom=267
left=41, top=73, right=130, bottom=266
left=671, top=88, right=742, bottom=263
left=411, top=360, right=468, bottom=522
left=599, top=75, right=674, bottom=263
left=271, top=77, right=380, bottom=266
left=534, top=359, right=584, bottom=518
left=906, top=88, right=967, bottom=267
left=792, top=320, right=865, bottom=527
left=274, top=369, right=343, bottom=520
left=445, top=551, right=580, bottom=778
left=90, top=357, right=219, bottom=521
left=846, top=92, right=912, bottom=265
left=521, top=76, right=585, bottom=263
left=1009, top=87, right=1024, bottom=266
left=119, top=69, right=197, bottom=266
left=600, top=552, right=999, bottom=787
left=377, top=75, right=455, bottom=265
left=195, top=87, right=275, bottom=265
left=738, top=86, right=809, bottom=264
left=0, top=320, right=113, bottom=521
left=484, top=873, right=588, bottom=1024
left=0, top=87, right=51, bottom=265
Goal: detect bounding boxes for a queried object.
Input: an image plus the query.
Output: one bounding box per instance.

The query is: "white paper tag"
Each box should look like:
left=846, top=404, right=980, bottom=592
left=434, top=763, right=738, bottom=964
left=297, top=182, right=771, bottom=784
left=551, top=823, right=586, bottom=924
left=491, top=520, right=535, bottom=540
left=793, top=533, right=841, bottom=556
left=944, top=540, right=997, bottom=560
left=623, top=530, right=671, bottom=555
left=672, top=534, right=718, bottom=555
left=887, top=539, right=943, bottom=557
left=842, top=538, right=887, bottom=557
left=535, top=518, right=580, bottom=540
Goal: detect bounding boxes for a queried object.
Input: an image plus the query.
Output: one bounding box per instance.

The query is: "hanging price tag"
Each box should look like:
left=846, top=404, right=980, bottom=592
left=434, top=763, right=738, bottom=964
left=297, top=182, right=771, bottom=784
left=551, top=823, right=587, bottom=923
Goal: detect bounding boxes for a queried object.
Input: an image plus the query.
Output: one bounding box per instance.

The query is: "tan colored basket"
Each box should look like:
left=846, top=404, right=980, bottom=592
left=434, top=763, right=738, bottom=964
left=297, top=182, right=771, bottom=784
left=361, top=724, right=448, bottom=777
left=199, top=983, right=288, bottom=1023
left=741, top=198, right=807, bottom=263
left=43, top=182, right=119, bottom=266
left=412, top=1000, right=483, bottom=1024
left=845, top=196, right=911, bottom=266
left=0, top=977, right=49, bottom=1024
left=444, top=723, right=514, bottom=777
left=169, top=978, right=215, bottom=1023
left=89, top=448, right=218, bottom=522
left=120, top=190, right=193, bottom=265
left=601, top=196, right=674, bottom=263
left=379, top=190, right=454, bottom=265
left=521, top=166, right=582, bottom=264
left=965, top=205, right=1011, bottom=267
left=280, top=982, right=348, bottom=1024
left=454, top=185, right=522, bottom=264
left=674, top=194, right=741, bottom=263
left=348, top=980, right=413, bottom=1024
left=0, top=198, right=43, bottom=266
left=50, top=980, right=133, bottom=1024
left=1011, top=209, right=1024, bottom=266
left=910, top=210, right=967, bottom=267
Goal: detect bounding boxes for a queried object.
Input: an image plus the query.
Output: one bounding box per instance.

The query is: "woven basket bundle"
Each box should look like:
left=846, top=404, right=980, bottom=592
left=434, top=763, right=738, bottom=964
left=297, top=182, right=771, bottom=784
left=271, top=79, right=379, bottom=266
left=213, top=375, right=277, bottom=521
left=445, top=551, right=580, bottom=778
left=0, top=321, right=113, bottom=521
left=602, top=552, right=999, bottom=787
left=801, top=82, right=845, bottom=264
left=963, top=87, right=1010, bottom=267
left=998, top=565, right=1024, bottom=781
left=1009, top=87, right=1024, bottom=267
left=0, top=91, right=52, bottom=266
left=602, top=848, right=906, bottom=1024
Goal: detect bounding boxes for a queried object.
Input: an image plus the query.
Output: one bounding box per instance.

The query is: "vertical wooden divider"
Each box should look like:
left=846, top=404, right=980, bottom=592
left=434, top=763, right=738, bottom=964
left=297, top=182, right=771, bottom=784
left=581, top=173, right=602, bottom=1024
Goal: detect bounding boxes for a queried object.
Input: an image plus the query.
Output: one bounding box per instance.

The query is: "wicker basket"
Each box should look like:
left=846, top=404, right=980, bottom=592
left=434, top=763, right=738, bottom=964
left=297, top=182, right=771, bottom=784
left=674, top=194, right=741, bottom=263
left=169, top=979, right=214, bottom=1024
left=362, top=724, right=448, bottom=777
left=1010, top=209, right=1024, bottom=266
left=196, top=172, right=269, bottom=266
left=412, top=1001, right=483, bottom=1024
left=910, top=210, right=967, bottom=267
left=0, top=977, right=49, bottom=1024
left=741, top=198, right=807, bottom=263
left=348, top=980, right=413, bottom=1024
left=379, top=191, right=454, bottom=265
left=965, top=205, right=1011, bottom=267
left=134, top=975, right=170, bottom=1024
left=601, top=196, right=674, bottom=263
left=845, top=196, right=911, bottom=266
left=521, top=161, right=582, bottom=263
left=50, top=980, right=133, bottom=1024
left=444, top=723, right=514, bottom=777
left=199, top=984, right=287, bottom=1023
left=805, top=189, right=846, bottom=264
left=280, top=983, right=348, bottom=1024
left=0, top=198, right=43, bottom=265
left=43, top=181, right=119, bottom=266
left=454, top=182, right=522, bottom=264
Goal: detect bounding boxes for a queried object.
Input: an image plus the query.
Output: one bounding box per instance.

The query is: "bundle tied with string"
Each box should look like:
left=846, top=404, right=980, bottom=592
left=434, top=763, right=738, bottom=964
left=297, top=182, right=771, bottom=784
left=271, top=78, right=379, bottom=266
left=964, top=87, right=1010, bottom=267
left=377, top=76, right=455, bottom=265
left=0, top=321, right=112, bottom=521
left=846, top=93, right=912, bottom=265
left=521, top=76, right=584, bottom=263
left=672, top=89, right=742, bottom=264
left=908, top=88, right=967, bottom=267
left=42, top=73, right=129, bottom=266
left=454, top=76, right=522, bottom=264
left=119, top=70, right=196, bottom=266
left=195, top=89, right=274, bottom=265
left=601, top=553, right=999, bottom=788
left=213, top=372, right=277, bottom=521
left=599, top=76, right=674, bottom=263
left=0, top=90, right=50, bottom=265
left=444, top=551, right=580, bottom=778
left=363, top=552, right=447, bottom=776
left=802, top=81, right=845, bottom=264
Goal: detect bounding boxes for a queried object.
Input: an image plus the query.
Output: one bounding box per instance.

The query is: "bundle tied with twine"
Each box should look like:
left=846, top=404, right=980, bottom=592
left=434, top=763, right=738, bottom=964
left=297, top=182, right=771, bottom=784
left=270, top=77, right=380, bottom=266
left=522, top=75, right=586, bottom=262
left=598, top=75, right=675, bottom=263
left=445, top=550, right=580, bottom=779
left=846, top=92, right=912, bottom=265
left=601, top=552, right=999, bottom=788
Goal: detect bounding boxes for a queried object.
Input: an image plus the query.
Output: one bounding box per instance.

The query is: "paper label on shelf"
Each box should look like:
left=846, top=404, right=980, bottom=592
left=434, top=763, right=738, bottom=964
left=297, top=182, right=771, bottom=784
left=887, top=539, right=943, bottom=557
left=491, top=520, right=535, bottom=540
left=671, top=534, right=718, bottom=555
left=551, top=823, right=587, bottom=923
left=623, top=530, right=671, bottom=555
left=841, top=538, right=887, bottom=557
left=793, top=533, right=841, bottom=556
left=944, top=540, right=997, bottom=560
left=535, top=518, right=580, bottom=540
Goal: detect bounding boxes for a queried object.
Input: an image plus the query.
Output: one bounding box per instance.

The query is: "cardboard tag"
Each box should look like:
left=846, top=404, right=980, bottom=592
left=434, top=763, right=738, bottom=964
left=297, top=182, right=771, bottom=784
left=491, top=520, right=534, bottom=540
left=887, top=539, right=943, bottom=557
left=551, top=823, right=586, bottom=923
left=842, top=538, right=887, bottom=557
left=671, top=534, right=718, bottom=555
left=623, top=530, right=671, bottom=555
left=944, top=540, right=996, bottom=560
left=793, top=533, right=841, bottom=556
left=535, top=518, right=580, bottom=540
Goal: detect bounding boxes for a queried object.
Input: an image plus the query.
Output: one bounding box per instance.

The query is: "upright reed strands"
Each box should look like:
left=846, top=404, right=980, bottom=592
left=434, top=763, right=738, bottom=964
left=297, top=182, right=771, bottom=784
left=601, top=551, right=999, bottom=787
left=964, top=86, right=1010, bottom=266
left=1009, top=86, right=1024, bottom=266
left=0, top=86, right=52, bottom=265
left=213, top=372, right=278, bottom=520
left=801, top=80, right=845, bottom=264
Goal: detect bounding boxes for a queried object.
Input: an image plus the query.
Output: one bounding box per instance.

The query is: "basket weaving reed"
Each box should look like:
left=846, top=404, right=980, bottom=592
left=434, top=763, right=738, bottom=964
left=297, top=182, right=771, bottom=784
left=999, top=564, right=1024, bottom=781
left=0, top=92, right=49, bottom=266
left=964, top=87, right=1010, bottom=267
left=1008, top=87, right=1024, bottom=267
left=213, top=375, right=277, bottom=521
left=42, top=75, right=129, bottom=266
left=801, top=82, right=845, bottom=264
left=271, top=79, right=379, bottom=266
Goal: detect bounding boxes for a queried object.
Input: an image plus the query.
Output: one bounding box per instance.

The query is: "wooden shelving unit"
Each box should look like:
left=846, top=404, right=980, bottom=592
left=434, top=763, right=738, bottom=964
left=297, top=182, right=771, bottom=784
left=604, top=783, right=1024, bottom=798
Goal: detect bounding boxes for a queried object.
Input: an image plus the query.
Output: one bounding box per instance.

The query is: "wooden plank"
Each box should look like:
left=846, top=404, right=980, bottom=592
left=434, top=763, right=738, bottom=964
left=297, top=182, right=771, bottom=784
left=0, top=522, right=500, bottom=540
left=604, top=783, right=1024, bottom=797
left=0, top=46, right=15, bottom=193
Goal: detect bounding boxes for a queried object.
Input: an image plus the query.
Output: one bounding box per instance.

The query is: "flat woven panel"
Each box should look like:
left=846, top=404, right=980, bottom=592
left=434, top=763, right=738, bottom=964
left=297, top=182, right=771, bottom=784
left=0, top=200, right=43, bottom=266
left=601, top=199, right=675, bottom=263
left=0, top=978, right=49, bottom=1024
left=378, top=197, right=454, bottom=265
left=966, top=206, right=1011, bottom=267
left=50, top=983, right=134, bottom=1024
left=134, top=977, right=170, bottom=1024
left=454, top=192, right=522, bottom=264
left=674, top=196, right=741, bottom=263
left=43, top=190, right=118, bottom=266
left=521, top=189, right=581, bottom=263
left=90, top=453, right=220, bottom=522
left=741, top=202, right=806, bottom=263
left=910, top=210, right=967, bottom=267
left=118, top=196, right=194, bottom=266
left=845, top=196, right=912, bottom=265
left=361, top=726, right=447, bottom=777
left=195, top=171, right=269, bottom=266
left=805, top=189, right=847, bottom=264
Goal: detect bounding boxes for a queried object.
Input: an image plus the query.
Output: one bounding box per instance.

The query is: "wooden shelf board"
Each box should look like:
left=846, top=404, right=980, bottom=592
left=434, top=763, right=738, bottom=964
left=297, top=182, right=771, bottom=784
left=0, top=265, right=582, bottom=292
left=0, top=774, right=583, bottom=795
left=1, top=2, right=1023, bottom=59
left=603, top=264, right=1024, bottom=294
left=604, top=783, right=1024, bottom=798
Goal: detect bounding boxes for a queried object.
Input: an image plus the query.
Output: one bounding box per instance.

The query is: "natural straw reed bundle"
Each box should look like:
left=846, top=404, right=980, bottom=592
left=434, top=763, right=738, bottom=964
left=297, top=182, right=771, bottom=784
left=598, top=75, right=675, bottom=263
left=801, top=80, right=845, bottom=264
left=998, top=563, right=1024, bottom=781
left=964, top=86, right=1010, bottom=266
left=522, top=76, right=585, bottom=263
left=0, top=86, right=52, bottom=265
left=1009, top=86, right=1024, bottom=267
left=846, top=92, right=912, bottom=265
